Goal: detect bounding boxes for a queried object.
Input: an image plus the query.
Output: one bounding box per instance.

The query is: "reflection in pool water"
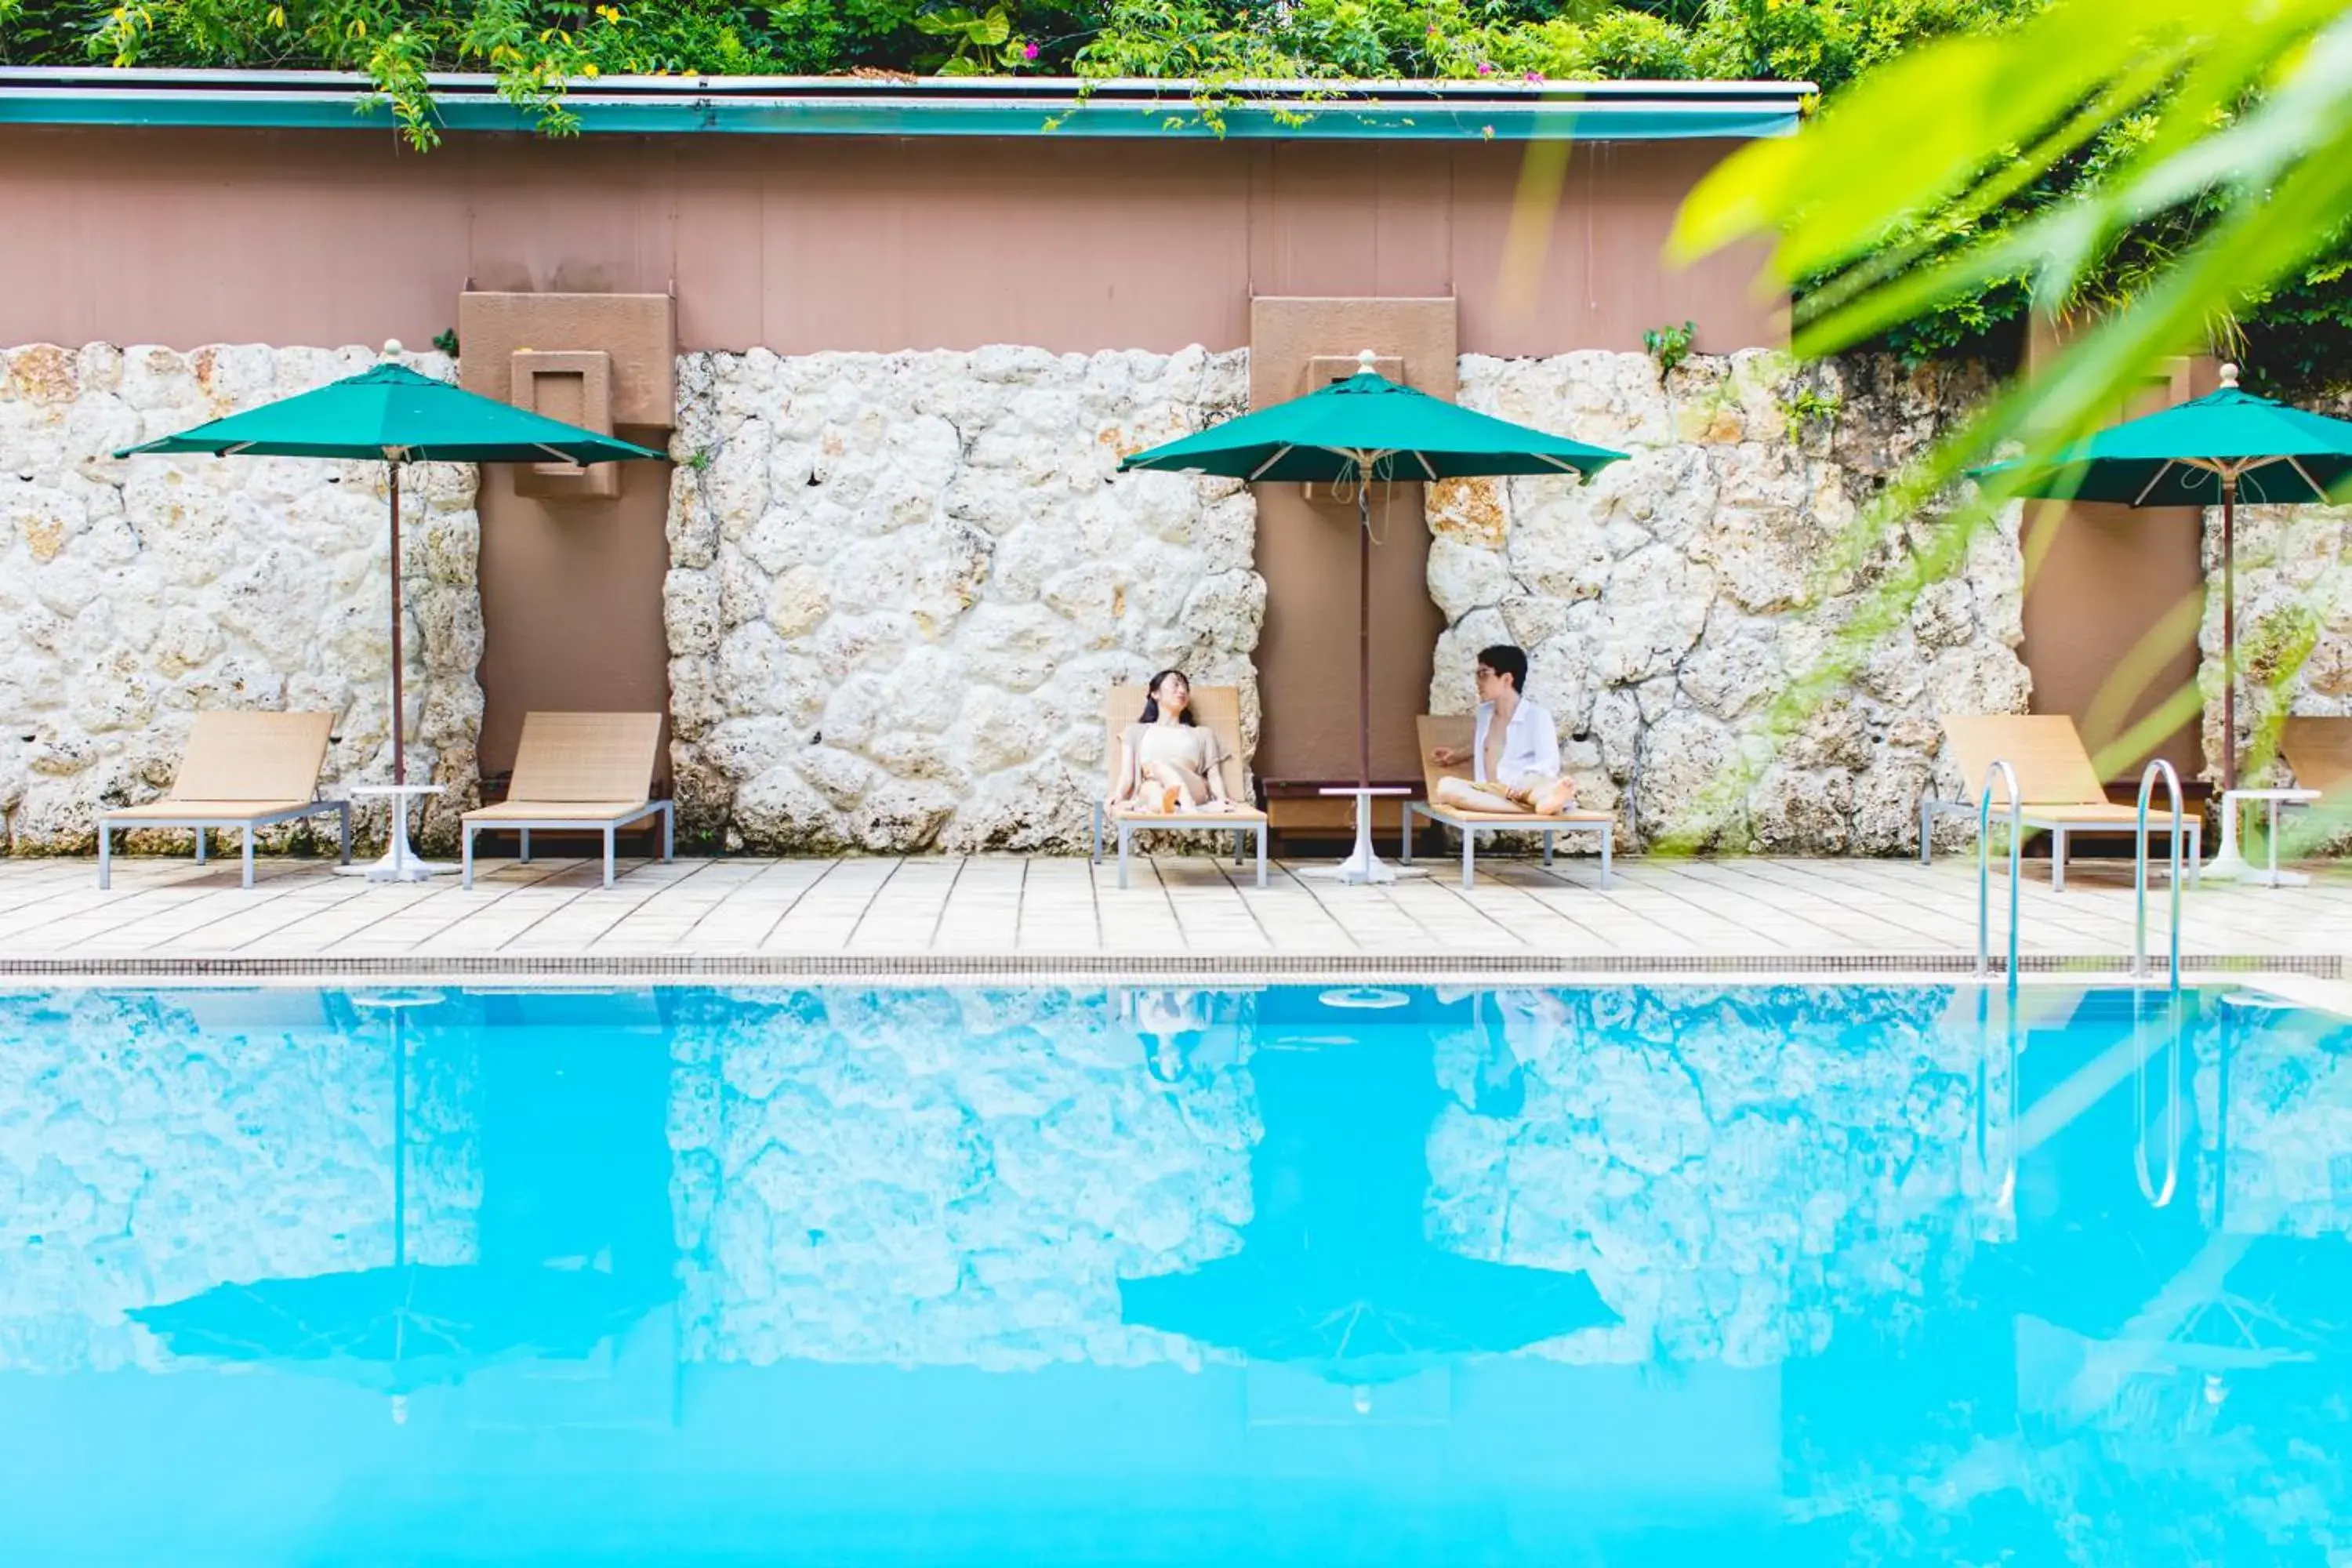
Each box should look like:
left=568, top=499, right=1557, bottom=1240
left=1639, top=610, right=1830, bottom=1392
left=1, top=982, right=2348, bottom=1563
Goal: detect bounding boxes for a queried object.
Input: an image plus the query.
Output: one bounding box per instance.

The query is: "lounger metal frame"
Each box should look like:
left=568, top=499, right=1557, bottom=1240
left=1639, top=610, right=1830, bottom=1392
left=461, top=801, right=676, bottom=889
left=1400, top=802, right=1614, bottom=890
left=1091, top=803, right=1269, bottom=889
left=97, top=800, right=353, bottom=890
left=1921, top=798, right=2201, bottom=892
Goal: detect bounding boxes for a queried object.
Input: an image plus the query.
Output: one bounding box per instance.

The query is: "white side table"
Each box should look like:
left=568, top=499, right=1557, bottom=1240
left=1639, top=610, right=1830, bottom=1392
left=2207, top=787, right=2321, bottom=886
left=340, top=784, right=450, bottom=883
left=1308, top=786, right=1415, bottom=885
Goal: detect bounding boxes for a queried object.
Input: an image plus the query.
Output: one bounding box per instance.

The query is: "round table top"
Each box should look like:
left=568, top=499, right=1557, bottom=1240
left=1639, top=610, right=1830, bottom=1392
left=347, top=782, right=445, bottom=798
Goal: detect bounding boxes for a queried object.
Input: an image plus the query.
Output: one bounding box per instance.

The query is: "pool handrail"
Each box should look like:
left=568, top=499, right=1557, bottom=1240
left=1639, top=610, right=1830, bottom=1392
left=1976, top=759, right=2022, bottom=984
left=2133, top=759, right=2186, bottom=987
left=2132, top=986, right=2183, bottom=1208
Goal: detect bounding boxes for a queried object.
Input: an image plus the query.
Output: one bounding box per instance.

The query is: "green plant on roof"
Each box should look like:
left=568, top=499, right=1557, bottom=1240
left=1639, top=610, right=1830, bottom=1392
left=913, top=4, right=1018, bottom=74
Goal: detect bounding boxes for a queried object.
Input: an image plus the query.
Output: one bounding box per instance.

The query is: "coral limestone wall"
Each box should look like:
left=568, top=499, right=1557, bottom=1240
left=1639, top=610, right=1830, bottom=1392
left=0, top=343, right=481, bottom=853
left=662, top=346, right=1263, bottom=853
left=1428, top=352, right=2029, bottom=854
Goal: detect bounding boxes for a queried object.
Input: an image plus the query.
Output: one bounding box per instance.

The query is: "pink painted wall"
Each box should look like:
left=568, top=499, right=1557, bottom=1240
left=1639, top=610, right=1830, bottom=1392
left=0, top=128, right=1780, bottom=355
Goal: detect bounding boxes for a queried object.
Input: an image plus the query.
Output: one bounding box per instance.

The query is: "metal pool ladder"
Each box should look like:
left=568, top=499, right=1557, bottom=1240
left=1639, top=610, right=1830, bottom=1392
left=1976, top=760, right=2022, bottom=981
left=2133, top=758, right=2187, bottom=985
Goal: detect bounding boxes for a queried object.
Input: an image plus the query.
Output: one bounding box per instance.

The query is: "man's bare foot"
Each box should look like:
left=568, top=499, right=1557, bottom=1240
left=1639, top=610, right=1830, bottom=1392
left=1534, top=779, right=1577, bottom=815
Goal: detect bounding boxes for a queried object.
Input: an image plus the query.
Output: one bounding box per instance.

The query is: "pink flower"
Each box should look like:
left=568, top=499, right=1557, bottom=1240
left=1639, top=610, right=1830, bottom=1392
left=1475, top=60, right=1492, bottom=74
left=1022, top=41, right=1039, bottom=58
left=1523, top=69, right=1542, bottom=81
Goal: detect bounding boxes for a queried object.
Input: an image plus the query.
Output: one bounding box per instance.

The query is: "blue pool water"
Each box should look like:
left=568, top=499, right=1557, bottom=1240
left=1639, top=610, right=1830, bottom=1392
left=3, top=982, right=2350, bottom=1564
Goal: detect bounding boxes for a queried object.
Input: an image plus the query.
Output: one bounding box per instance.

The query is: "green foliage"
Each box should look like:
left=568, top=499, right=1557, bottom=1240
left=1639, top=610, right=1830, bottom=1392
left=1642, top=319, right=1697, bottom=375
left=1661, top=0, right=2352, bottom=847
left=913, top=4, right=1019, bottom=74
left=10, top=0, right=2352, bottom=387
left=431, top=326, right=459, bottom=356
left=1783, top=383, right=1841, bottom=437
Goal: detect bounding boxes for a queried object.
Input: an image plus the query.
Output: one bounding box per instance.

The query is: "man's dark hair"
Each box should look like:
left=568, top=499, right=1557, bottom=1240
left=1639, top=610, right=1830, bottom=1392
left=1477, top=644, right=1529, bottom=695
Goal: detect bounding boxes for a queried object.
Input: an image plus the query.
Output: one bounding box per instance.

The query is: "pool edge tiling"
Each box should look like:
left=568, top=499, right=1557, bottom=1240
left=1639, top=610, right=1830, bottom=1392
left=0, top=950, right=2343, bottom=982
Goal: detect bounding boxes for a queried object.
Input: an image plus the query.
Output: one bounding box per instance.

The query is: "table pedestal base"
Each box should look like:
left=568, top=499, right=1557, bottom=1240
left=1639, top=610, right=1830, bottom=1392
left=333, top=786, right=452, bottom=881
left=1302, top=786, right=1415, bottom=886
left=2206, top=787, right=2320, bottom=888
left=333, top=851, right=456, bottom=884
left=2204, top=804, right=2249, bottom=882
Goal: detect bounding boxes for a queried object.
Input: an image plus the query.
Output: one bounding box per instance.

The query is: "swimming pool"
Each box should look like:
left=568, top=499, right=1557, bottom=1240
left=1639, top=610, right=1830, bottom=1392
left=2, top=982, right=2347, bottom=1564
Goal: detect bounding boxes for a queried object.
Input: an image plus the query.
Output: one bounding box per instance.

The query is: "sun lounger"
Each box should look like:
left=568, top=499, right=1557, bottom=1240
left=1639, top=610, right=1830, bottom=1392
left=97, top=710, right=350, bottom=889
left=461, top=712, right=673, bottom=889
left=1924, top=714, right=2200, bottom=891
left=2281, top=716, right=2352, bottom=845
left=1090, top=684, right=1269, bottom=889
left=2281, top=717, right=2352, bottom=800
left=1400, top=714, right=1616, bottom=889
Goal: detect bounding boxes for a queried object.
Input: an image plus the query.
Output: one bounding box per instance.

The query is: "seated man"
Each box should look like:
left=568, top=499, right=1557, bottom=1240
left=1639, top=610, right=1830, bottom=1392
left=1428, top=644, right=1578, bottom=816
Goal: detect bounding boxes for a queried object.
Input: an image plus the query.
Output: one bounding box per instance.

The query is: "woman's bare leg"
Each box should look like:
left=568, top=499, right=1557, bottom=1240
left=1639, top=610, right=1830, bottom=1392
left=1142, top=761, right=1212, bottom=810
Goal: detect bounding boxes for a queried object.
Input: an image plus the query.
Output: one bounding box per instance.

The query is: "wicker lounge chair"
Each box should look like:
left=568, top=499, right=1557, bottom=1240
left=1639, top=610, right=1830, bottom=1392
left=1924, top=714, right=2200, bottom=891
left=97, top=710, right=351, bottom=889
left=1090, top=684, right=1269, bottom=889
left=461, top=712, right=673, bottom=889
left=2281, top=716, right=2352, bottom=848
left=2281, top=717, right=2352, bottom=800
left=1400, top=714, right=1615, bottom=888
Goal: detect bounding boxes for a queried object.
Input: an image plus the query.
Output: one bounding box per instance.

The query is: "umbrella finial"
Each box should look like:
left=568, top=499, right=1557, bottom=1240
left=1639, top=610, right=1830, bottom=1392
left=2220, top=361, right=2240, bottom=388
left=383, top=339, right=405, bottom=358
left=1357, top=349, right=1379, bottom=373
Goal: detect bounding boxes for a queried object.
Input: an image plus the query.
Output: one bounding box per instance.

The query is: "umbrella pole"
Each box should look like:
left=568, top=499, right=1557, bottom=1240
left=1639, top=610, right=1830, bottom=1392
left=1358, top=477, right=1371, bottom=791
left=388, top=459, right=406, bottom=789
left=2221, top=474, right=2237, bottom=793
left=392, top=1004, right=407, bottom=1270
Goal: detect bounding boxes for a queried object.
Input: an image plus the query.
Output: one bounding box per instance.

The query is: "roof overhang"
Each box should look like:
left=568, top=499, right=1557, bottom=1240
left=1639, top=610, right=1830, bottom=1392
left=0, top=68, right=1812, bottom=140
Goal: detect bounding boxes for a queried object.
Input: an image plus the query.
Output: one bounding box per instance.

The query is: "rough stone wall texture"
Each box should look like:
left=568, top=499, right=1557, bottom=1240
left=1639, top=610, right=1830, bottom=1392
left=663, top=346, right=1261, bottom=853
left=0, top=989, right=478, bottom=1374
left=1428, top=351, right=2028, bottom=855
left=0, top=343, right=482, bottom=856
left=669, top=987, right=1254, bottom=1369
left=2207, top=493, right=2352, bottom=795
left=1425, top=985, right=1987, bottom=1368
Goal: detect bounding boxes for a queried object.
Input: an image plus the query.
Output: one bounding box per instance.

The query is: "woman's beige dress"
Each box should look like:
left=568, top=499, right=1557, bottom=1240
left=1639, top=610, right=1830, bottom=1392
left=1122, top=721, right=1229, bottom=804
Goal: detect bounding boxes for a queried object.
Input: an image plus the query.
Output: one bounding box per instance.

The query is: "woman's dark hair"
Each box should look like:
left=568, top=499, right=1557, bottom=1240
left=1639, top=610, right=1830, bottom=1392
left=1139, top=668, right=1197, bottom=724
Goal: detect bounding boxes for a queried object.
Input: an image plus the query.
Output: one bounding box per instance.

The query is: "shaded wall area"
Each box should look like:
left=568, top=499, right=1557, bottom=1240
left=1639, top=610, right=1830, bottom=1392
left=2016, top=341, right=2214, bottom=786
left=474, top=457, right=673, bottom=781
left=0, top=128, right=1780, bottom=357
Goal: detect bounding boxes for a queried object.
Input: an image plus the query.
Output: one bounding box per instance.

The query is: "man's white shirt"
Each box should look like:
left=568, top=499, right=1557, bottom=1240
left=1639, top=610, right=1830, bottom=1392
left=1471, top=698, right=1561, bottom=786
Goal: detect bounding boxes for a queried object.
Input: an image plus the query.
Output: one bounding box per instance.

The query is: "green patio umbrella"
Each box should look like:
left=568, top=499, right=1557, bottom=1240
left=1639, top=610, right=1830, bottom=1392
left=116, top=352, right=662, bottom=803
left=132, top=990, right=674, bottom=1415
left=1976, top=364, right=2352, bottom=792
left=1121, top=1002, right=1615, bottom=1392
left=1120, top=352, right=1624, bottom=881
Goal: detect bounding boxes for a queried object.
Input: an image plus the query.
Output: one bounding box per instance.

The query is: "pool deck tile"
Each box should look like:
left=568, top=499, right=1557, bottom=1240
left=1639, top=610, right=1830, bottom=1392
left=0, top=851, right=2346, bottom=979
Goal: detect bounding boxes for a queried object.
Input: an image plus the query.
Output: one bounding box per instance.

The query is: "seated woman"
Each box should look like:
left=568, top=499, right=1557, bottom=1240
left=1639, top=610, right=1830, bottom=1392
left=1110, top=669, right=1246, bottom=814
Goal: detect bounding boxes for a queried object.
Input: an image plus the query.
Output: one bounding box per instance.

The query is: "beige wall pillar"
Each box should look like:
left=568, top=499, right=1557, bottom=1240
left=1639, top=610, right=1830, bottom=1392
left=1247, top=297, right=1457, bottom=834
left=2018, top=325, right=2212, bottom=783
